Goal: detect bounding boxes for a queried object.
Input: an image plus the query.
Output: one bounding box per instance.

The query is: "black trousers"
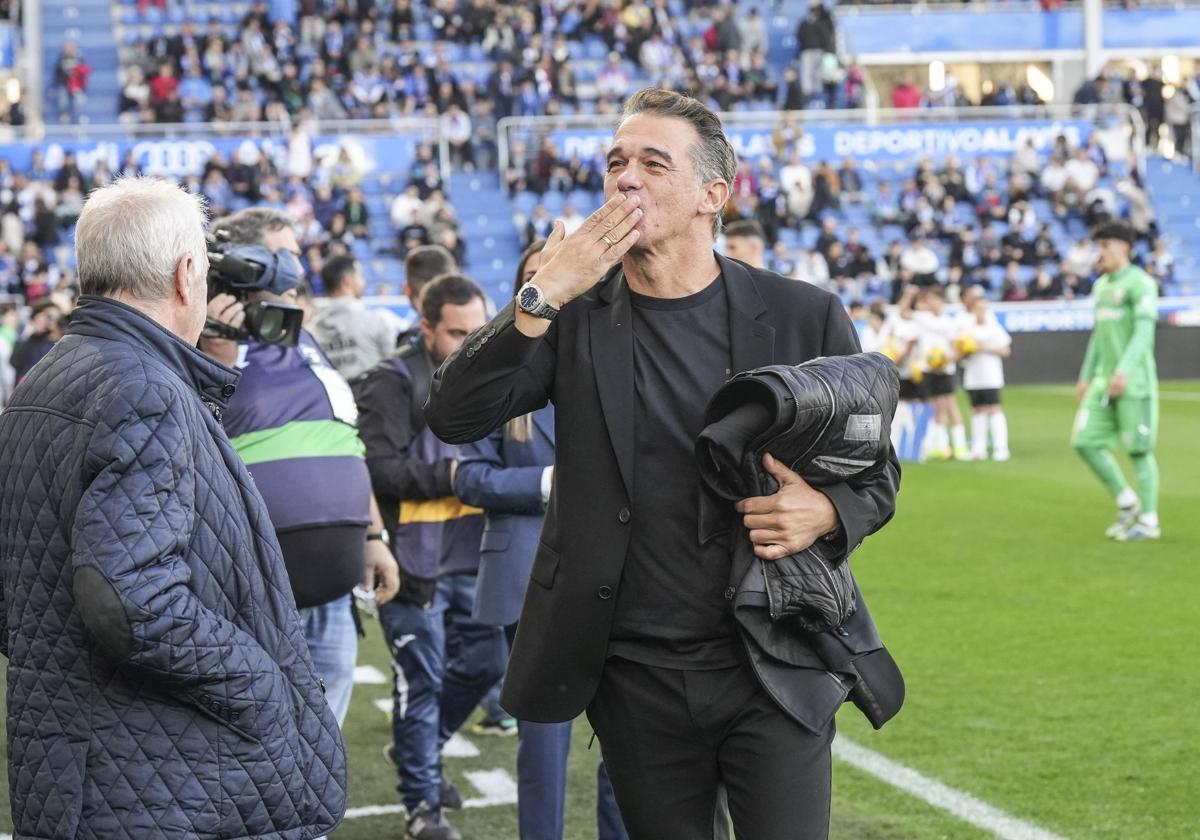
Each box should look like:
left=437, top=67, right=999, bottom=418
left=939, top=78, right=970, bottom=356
left=586, top=656, right=834, bottom=840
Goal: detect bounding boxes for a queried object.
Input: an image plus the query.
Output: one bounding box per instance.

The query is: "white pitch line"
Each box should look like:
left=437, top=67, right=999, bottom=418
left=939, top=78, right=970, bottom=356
left=442, top=732, right=480, bottom=759
left=353, top=665, right=388, bottom=684
left=372, top=698, right=392, bottom=716
left=833, top=736, right=1068, bottom=840
left=461, top=768, right=519, bottom=808
left=344, top=803, right=407, bottom=820
left=341, top=768, right=518, bottom=821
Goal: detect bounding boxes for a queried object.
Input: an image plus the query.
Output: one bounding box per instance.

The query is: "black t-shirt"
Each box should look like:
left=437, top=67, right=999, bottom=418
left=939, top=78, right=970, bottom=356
left=608, top=273, right=740, bottom=670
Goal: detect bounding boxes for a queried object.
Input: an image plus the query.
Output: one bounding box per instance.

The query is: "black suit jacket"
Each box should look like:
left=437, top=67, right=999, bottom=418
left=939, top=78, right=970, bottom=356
left=426, top=253, right=901, bottom=725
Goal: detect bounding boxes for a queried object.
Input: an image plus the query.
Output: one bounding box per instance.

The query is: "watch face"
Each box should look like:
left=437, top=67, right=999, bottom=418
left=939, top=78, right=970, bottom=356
left=518, top=285, right=541, bottom=311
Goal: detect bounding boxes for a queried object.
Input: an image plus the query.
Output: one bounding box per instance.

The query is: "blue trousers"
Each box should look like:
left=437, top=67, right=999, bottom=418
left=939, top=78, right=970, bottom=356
left=298, top=595, right=357, bottom=727
left=379, top=574, right=506, bottom=809
left=518, top=719, right=628, bottom=840
left=503, top=623, right=627, bottom=840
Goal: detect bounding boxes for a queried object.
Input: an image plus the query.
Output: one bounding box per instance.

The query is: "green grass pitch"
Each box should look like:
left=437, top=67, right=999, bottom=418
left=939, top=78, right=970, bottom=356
left=0, top=382, right=1195, bottom=838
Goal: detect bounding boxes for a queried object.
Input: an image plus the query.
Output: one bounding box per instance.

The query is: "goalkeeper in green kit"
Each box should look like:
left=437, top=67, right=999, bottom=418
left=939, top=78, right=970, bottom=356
left=1072, top=221, right=1160, bottom=541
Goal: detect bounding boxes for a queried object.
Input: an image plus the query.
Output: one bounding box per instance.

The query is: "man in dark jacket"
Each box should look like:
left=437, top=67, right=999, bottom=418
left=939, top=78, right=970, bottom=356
left=0, top=177, right=348, bottom=838
left=426, top=90, right=901, bottom=840
left=354, top=273, right=505, bottom=840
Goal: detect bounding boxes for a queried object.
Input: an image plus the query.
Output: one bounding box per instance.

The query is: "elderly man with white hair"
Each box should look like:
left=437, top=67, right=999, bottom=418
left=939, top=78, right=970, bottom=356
left=0, top=177, right=348, bottom=839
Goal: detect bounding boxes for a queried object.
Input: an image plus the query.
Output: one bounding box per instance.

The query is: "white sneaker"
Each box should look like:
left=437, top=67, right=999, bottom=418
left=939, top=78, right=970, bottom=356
left=1115, top=522, right=1161, bottom=542
left=991, top=449, right=1010, bottom=462
left=1105, top=504, right=1141, bottom=539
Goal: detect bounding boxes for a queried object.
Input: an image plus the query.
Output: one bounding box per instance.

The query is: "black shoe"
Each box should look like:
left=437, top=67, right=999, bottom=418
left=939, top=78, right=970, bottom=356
left=406, top=801, right=462, bottom=840
left=440, top=778, right=464, bottom=810
left=470, top=715, right=518, bottom=736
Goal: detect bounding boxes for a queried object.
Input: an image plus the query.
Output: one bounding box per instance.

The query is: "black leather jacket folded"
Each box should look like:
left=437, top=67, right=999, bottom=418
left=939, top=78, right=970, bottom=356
left=696, top=352, right=899, bottom=632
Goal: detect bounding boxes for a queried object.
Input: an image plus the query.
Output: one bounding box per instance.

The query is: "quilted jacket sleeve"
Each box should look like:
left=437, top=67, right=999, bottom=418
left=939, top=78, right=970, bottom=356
left=817, top=295, right=902, bottom=561
left=70, top=384, right=288, bottom=738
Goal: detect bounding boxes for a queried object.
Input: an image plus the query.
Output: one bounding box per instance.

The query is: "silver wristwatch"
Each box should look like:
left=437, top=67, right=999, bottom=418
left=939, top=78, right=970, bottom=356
left=516, top=282, right=559, bottom=321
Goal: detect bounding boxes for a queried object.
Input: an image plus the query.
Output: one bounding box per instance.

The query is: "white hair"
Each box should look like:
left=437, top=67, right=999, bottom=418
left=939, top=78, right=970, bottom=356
left=75, top=176, right=209, bottom=301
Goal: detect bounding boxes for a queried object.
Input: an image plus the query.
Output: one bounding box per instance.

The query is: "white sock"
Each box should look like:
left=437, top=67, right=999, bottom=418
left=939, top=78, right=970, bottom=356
left=989, top=411, right=1009, bottom=453
left=930, top=421, right=947, bottom=451
left=971, top=414, right=989, bottom=456
left=1139, top=512, right=1159, bottom=528
left=1116, top=487, right=1139, bottom=509
left=951, top=424, right=968, bottom=451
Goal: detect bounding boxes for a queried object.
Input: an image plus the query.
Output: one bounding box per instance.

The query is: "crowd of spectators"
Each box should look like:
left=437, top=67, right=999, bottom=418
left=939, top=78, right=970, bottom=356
left=877, top=61, right=1200, bottom=156
left=0, top=133, right=465, bottom=305
left=47, top=0, right=1200, bottom=166
left=510, top=114, right=1172, bottom=306
left=102, top=0, right=865, bottom=134
left=1073, top=67, right=1200, bottom=159
left=774, top=138, right=1169, bottom=304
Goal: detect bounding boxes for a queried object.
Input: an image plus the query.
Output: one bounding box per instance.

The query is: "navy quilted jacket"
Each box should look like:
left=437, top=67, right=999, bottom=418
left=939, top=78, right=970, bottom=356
left=0, top=296, right=347, bottom=839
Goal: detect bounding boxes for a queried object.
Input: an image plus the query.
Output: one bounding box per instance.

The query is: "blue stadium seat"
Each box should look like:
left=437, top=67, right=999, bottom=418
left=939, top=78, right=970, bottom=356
left=567, top=189, right=597, bottom=211
left=514, top=191, right=539, bottom=216
left=585, top=39, right=608, bottom=60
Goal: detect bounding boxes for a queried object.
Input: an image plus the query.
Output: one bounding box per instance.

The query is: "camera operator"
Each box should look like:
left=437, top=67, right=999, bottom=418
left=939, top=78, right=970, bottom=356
left=199, top=207, right=399, bottom=727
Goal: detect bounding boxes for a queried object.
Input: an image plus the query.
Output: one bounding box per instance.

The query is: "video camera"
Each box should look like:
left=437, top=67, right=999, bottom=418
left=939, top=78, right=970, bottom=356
left=203, top=230, right=304, bottom=347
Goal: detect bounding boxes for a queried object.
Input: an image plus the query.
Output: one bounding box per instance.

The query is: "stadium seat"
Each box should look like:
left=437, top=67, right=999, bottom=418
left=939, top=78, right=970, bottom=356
left=514, top=191, right=539, bottom=216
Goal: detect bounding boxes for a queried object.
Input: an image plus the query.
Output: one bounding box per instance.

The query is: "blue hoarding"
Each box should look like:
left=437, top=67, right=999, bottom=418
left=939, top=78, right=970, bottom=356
left=0, top=24, right=14, bottom=70
left=552, top=119, right=1091, bottom=165
left=0, top=134, right=418, bottom=181
left=993, top=297, right=1200, bottom=333
left=840, top=7, right=1200, bottom=55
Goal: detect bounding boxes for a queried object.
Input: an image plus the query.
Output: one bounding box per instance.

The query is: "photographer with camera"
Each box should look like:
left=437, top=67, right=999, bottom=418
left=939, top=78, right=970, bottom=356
left=199, top=207, right=399, bottom=728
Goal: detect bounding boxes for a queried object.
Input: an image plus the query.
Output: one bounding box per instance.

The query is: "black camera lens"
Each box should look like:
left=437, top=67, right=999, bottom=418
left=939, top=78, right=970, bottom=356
left=242, top=300, right=304, bottom=347
left=255, top=306, right=285, bottom=343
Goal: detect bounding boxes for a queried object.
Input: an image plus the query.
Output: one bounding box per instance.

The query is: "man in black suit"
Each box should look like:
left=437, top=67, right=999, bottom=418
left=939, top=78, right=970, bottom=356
left=426, top=89, right=901, bottom=840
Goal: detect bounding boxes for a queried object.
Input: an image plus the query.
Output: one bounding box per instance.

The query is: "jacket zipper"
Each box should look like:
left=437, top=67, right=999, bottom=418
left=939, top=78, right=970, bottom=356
left=773, top=368, right=837, bottom=469
left=812, top=548, right=849, bottom=629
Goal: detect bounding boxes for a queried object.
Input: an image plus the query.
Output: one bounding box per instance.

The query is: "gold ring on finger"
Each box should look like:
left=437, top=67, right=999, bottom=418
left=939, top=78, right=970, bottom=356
left=602, top=234, right=615, bottom=246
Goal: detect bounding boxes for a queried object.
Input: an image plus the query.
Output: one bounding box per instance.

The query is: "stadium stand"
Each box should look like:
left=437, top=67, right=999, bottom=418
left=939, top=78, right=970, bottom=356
left=44, top=0, right=121, bottom=125
left=11, top=0, right=1198, bottom=312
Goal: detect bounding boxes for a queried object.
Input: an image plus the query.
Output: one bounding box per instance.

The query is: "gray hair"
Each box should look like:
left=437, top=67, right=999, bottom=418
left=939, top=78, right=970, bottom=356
left=75, top=177, right=209, bottom=300
left=617, top=88, right=737, bottom=238
left=210, top=207, right=297, bottom=246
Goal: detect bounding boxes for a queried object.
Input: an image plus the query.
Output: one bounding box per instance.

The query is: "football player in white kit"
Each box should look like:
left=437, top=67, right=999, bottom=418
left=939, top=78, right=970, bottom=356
left=891, top=286, right=929, bottom=408
left=956, top=286, right=1012, bottom=461
left=914, top=287, right=970, bottom=460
